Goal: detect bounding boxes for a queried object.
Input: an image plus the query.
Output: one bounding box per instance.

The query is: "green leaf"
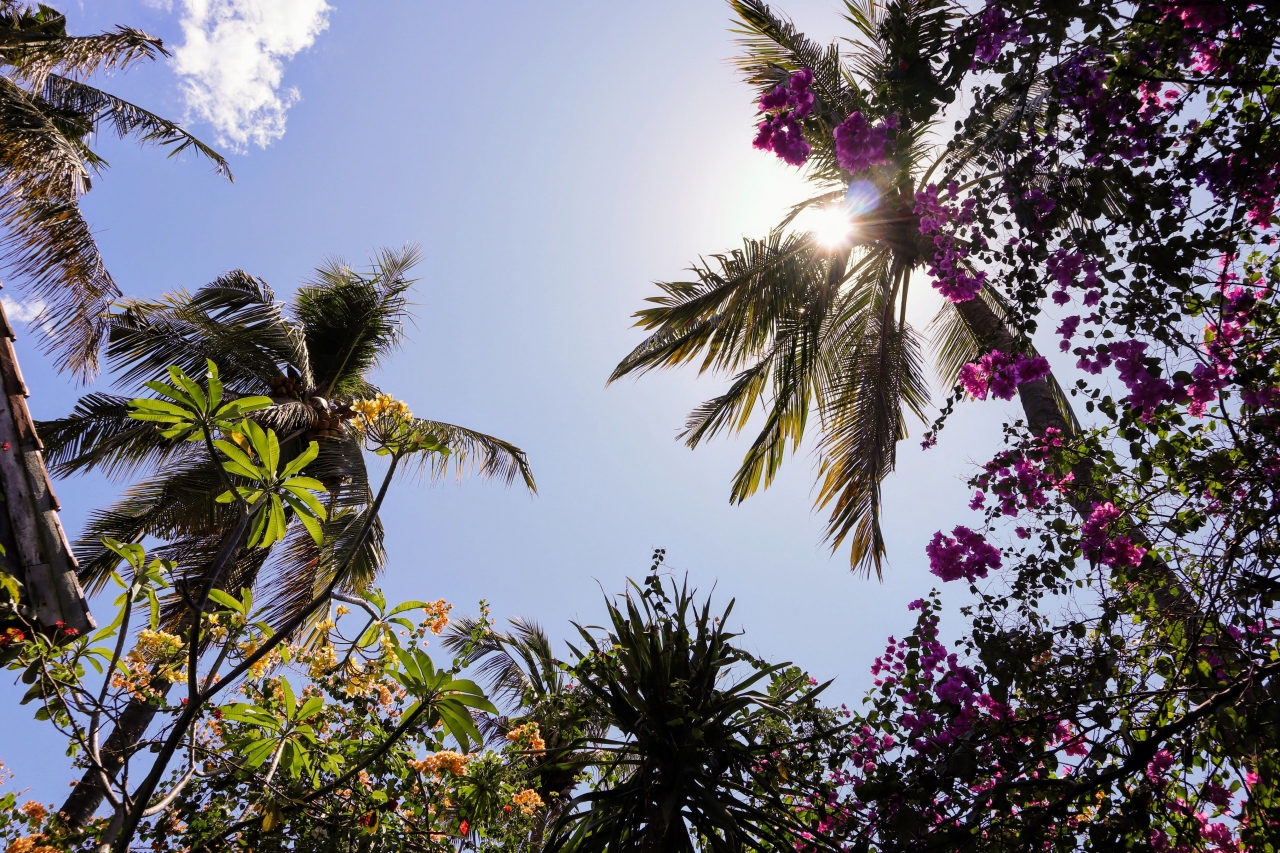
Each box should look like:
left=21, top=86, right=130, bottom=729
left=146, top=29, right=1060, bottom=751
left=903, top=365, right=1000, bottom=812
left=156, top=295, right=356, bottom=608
left=279, top=441, right=320, bottom=479
left=213, top=440, right=263, bottom=477
left=296, top=696, right=325, bottom=722
left=208, top=589, right=246, bottom=615
left=280, top=677, right=296, bottom=721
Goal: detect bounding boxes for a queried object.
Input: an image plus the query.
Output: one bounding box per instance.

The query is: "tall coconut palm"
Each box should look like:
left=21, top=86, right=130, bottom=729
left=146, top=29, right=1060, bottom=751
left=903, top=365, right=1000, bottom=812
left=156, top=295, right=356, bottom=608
left=40, top=245, right=537, bottom=826
left=610, top=0, right=1075, bottom=577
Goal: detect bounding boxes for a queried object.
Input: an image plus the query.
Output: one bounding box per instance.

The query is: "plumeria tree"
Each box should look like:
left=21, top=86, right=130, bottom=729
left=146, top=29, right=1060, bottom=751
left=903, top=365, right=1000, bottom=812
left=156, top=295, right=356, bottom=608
left=0, top=362, right=551, bottom=853
left=37, top=249, right=536, bottom=831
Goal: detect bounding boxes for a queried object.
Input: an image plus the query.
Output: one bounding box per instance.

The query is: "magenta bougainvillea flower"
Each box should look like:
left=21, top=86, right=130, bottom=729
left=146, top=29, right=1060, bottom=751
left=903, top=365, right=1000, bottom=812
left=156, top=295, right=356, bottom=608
left=752, top=68, right=816, bottom=166
left=833, top=111, right=894, bottom=173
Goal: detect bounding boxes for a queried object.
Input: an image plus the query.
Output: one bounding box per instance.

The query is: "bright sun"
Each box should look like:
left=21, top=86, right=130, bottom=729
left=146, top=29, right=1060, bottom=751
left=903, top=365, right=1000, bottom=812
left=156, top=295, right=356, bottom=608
left=809, top=205, right=855, bottom=247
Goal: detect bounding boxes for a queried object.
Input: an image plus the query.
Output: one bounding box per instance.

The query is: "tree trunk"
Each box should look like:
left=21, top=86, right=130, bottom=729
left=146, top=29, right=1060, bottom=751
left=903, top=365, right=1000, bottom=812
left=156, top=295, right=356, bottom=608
left=953, top=296, right=1197, bottom=619
left=59, top=682, right=169, bottom=828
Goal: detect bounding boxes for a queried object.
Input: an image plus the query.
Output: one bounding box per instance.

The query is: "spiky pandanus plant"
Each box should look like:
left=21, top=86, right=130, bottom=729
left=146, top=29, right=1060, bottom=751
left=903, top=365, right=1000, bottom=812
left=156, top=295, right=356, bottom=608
left=611, top=0, right=1075, bottom=577
left=39, top=246, right=538, bottom=827
left=544, top=571, right=841, bottom=853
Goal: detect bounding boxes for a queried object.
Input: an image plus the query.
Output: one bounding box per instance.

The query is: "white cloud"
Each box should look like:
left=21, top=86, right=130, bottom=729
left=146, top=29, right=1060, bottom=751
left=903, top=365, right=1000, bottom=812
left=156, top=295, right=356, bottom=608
left=1, top=295, right=46, bottom=325
left=171, top=0, right=332, bottom=150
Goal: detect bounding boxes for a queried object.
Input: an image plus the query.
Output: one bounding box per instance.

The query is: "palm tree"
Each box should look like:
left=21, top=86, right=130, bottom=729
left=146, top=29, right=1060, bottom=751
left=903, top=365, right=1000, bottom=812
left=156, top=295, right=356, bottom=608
left=40, top=245, right=537, bottom=827
left=444, top=615, right=606, bottom=844
left=0, top=2, right=228, bottom=637
left=610, top=0, right=1075, bottom=577
left=0, top=1, right=230, bottom=374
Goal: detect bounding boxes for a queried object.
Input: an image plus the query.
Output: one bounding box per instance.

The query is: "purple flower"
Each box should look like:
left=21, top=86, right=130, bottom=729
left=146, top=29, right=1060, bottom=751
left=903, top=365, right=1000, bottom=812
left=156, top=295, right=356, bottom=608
left=1056, top=315, right=1081, bottom=351
left=754, top=113, right=811, bottom=166
left=958, top=351, right=1051, bottom=401
left=833, top=111, right=892, bottom=173
left=753, top=68, right=818, bottom=166
left=973, top=3, right=1024, bottom=65
left=788, top=68, right=815, bottom=117
left=1146, top=748, right=1176, bottom=785
left=759, top=85, right=790, bottom=111
left=1204, top=783, right=1232, bottom=808
left=1081, top=502, right=1147, bottom=568
left=1108, top=339, right=1177, bottom=417
left=927, top=526, right=1002, bottom=583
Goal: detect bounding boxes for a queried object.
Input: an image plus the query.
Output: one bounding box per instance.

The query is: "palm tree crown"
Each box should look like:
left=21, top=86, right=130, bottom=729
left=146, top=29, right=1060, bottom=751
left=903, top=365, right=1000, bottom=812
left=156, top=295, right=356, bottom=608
left=611, top=0, right=1071, bottom=576
left=39, top=246, right=537, bottom=622
left=0, top=1, right=230, bottom=375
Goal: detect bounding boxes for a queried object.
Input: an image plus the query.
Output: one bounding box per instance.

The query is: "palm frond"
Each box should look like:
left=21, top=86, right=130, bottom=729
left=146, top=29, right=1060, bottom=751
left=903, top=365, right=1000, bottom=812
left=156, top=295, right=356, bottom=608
left=295, top=245, right=420, bottom=399
left=261, top=505, right=386, bottom=625
left=813, top=260, right=930, bottom=577
left=104, top=271, right=301, bottom=393
left=611, top=230, right=823, bottom=381
left=41, top=75, right=230, bottom=177
left=0, top=76, right=116, bottom=375
left=36, top=392, right=196, bottom=481
left=405, top=419, right=536, bottom=492
left=0, top=6, right=165, bottom=85
left=73, top=459, right=228, bottom=593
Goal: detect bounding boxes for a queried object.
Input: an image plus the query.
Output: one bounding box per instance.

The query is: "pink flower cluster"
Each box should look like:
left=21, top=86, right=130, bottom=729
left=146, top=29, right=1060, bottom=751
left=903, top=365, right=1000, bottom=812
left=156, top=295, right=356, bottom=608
left=1047, top=248, right=1101, bottom=306
left=833, top=111, right=894, bottom=174
left=974, top=429, right=1074, bottom=517
left=1198, top=152, right=1280, bottom=230
left=870, top=602, right=1011, bottom=756
left=1104, top=336, right=1231, bottom=420
left=1161, top=0, right=1227, bottom=33
left=753, top=68, right=815, bottom=167
left=915, top=183, right=987, bottom=302
left=958, top=349, right=1051, bottom=401
left=973, top=3, right=1025, bottom=65
left=1080, top=502, right=1147, bottom=569
left=926, top=526, right=1002, bottom=582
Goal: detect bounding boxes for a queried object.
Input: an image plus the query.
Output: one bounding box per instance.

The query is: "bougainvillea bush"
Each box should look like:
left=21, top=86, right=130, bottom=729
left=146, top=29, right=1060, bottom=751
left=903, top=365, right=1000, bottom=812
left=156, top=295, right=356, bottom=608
left=617, top=0, right=1280, bottom=849
left=750, top=0, right=1280, bottom=850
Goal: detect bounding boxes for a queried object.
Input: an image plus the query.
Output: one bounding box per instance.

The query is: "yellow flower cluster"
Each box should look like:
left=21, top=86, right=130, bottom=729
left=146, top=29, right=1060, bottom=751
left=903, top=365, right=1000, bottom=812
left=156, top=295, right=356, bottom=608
left=408, top=750, right=471, bottom=777
left=506, top=722, right=546, bottom=753
left=306, top=644, right=338, bottom=678
left=339, top=661, right=380, bottom=698
left=6, top=838, right=59, bottom=853
left=136, top=629, right=184, bottom=660
left=422, top=600, right=452, bottom=635
left=18, top=802, right=47, bottom=825
left=351, top=394, right=412, bottom=433
left=237, top=640, right=281, bottom=680
left=512, top=788, right=544, bottom=816
left=113, top=630, right=187, bottom=698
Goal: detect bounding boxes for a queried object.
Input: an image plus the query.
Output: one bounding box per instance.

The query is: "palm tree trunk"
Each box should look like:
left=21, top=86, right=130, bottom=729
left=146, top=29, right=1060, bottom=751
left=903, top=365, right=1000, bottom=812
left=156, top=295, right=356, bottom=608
left=58, top=682, right=169, bottom=828
left=952, top=296, right=1197, bottom=619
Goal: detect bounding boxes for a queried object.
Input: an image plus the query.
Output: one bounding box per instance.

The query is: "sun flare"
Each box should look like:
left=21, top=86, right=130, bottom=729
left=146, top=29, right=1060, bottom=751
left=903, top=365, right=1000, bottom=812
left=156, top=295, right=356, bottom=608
left=808, top=205, right=855, bottom=247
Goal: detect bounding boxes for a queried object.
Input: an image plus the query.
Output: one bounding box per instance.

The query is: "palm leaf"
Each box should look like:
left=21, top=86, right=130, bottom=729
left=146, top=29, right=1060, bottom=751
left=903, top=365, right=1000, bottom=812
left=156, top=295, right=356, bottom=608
left=295, top=245, right=420, bottom=398
left=407, top=419, right=537, bottom=492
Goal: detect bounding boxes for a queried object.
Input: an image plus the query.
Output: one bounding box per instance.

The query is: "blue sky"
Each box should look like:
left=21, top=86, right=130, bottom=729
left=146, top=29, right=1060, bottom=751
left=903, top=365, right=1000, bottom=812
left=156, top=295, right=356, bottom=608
left=2, top=0, right=1025, bottom=796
